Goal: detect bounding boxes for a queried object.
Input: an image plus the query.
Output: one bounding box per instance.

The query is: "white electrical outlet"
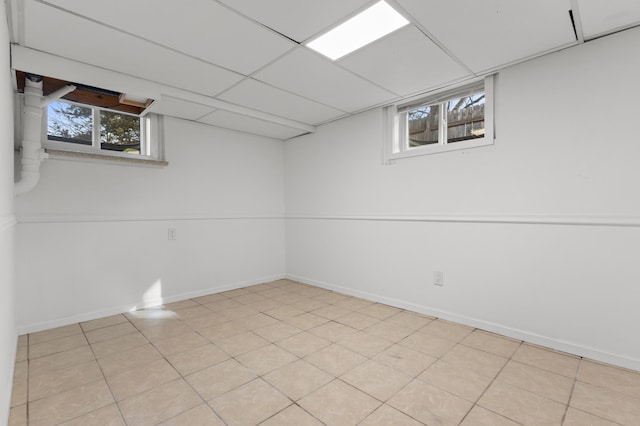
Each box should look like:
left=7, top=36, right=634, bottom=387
left=168, top=228, right=177, bottom=240
left=434, top=271, right=443, bottom=286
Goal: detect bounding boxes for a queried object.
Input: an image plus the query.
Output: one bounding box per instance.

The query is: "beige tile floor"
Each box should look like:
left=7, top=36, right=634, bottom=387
left=8, top=279, right=640, bottom=426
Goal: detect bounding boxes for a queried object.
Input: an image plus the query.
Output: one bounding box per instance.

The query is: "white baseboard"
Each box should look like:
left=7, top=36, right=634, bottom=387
left=287, top=274, right=640, bottom=372
left=18, top=273, right=286, bottom=335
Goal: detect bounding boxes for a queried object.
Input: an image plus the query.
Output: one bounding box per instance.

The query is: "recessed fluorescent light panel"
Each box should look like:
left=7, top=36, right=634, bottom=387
left=306, top=1, right=410, bottom=60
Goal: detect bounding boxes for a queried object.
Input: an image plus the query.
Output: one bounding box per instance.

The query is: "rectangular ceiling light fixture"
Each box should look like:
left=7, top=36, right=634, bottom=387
left=306, top=1, right=410, bottom=61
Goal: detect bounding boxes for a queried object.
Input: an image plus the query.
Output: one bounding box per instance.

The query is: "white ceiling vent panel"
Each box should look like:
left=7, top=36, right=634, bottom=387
left=42, top=0, right=295, bottom=74
left=339, top=26, right=470, bottom=97
left=397, top=0, right=577, bottom=73
left=576, top=0, right=640, bottom=39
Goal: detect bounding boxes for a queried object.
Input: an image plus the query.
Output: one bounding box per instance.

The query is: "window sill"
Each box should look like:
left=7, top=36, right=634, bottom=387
left=46, top=149, right=168, bottom=167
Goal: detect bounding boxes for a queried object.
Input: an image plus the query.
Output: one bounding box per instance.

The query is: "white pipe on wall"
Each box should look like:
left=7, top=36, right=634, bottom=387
left=15, top=75, right=47, bottom=196
left=14, top=77, right=75, bottom=196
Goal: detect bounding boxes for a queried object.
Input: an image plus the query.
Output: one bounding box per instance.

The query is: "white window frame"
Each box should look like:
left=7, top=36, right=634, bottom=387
left=384, top=74, right=494, bottom=162
left=43, top=99, right=161, bottom=161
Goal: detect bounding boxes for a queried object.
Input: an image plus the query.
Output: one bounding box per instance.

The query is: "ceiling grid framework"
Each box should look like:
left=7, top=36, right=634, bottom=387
left=7, top=0, right=640, bottom=140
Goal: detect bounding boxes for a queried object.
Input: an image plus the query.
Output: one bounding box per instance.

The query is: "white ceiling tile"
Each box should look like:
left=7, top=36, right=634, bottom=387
left=339, top=26, right=469, bottom=96
left=23, top=1, right=243, bottom=96
left=218, top=79, right=346, bottom=125
left=576, top=0, right=640, bottom=39
left=218, top=0, right=371, bottom=42
left=42, top=0, right=295, bottom=75
left=397, top=0, right=577, bottom=72
left=147, top=96, right=215, bottom=121
left=198, top=110, right=308, bottom=140
left=254, top=47, right=397, bottom=112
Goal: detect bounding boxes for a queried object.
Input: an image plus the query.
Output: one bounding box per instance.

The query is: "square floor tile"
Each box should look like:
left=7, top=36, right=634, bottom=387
left=277, top=332, right=331, bottom=357
left=399, top=331, right=457, bottom=358
left=80, top=315, right=128, bottom=332
left=264, top=359, right=333, bottom=401
left=385, top=311, right=433, bottom=330
left=299, top=380, right=381, bottom=425
left=29, top=379, right=114, bottom=426
left=460, top=330, right=520, bottom=358
left=117, top=379, right=202, bottom=426
left=562, top=407, right=620, bottom=426
left=358, top=304, right=401, bottom=320
left=364, top=321, right=414, bottom=343
left=91, top=332, right=148, bottom=359
left=310, top=322, right=358, bottom=342
left=374, top=344, right=436, bottom=377
left=97, top=344, right=163, bottom=377
left=441, top=344, right=508, bottom=378
left=284, top=313, right=329, bottom=330
left=236, top=344, right=298, bottom=375
left=215, top=331, right=270, bottom=356
left=29, top=346, right=95, bottom=377
left=253, top=322, right=302, bottom=342
left=478, top=380, right=566, bottom=425
left=359, top=404, right=424, bottom=426
left=260, top=404, right=323, bottom=426
left=419, top=359, right=493, bottom=403
left=578, top=360, right=640, bottom=398
left=158, top=403, right=224, bottom=426
left=209, top=379, right=291, bottom=426
left=106, top=358, right=180, bottom=401
left=153, top=331, right=209, bottom=356
left=497, top=360, right=574, bottom=403
left=570, top=381, right=640, bottom=425
left=388, top=379, right=472, bottom=426
left=460, top=406, right=519, bottom=426
left=305, top=344, right=367, bottom=377
left=58, top=404, right=125, bottom=426
left=186, top=359, right=257, bottom=401
left=85, top=323, right=138, bottom=344
left=419, top=320, right=474, bottom=343
left=29, top=334, right=88, bottom=359
left=337, top=331, right=392, bottom=358
left=29, top=360, right=103, bottom=402
left=335, top=312, right=381, bottom=330
left=341, top=360, right=412, bottom=401
left=511, top=343, right=580, bottom=378
left=29, top=324, right=83, bottom=345
left=165, top=343, right=229, bottom=376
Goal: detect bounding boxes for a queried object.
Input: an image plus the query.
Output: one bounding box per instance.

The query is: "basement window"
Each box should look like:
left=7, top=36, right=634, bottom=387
left=384, top=75, right=494, bottom=161
left=46, top=100, right=157, bottom=158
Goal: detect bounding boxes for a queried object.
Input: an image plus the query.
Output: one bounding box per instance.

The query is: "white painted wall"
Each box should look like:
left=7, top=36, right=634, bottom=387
left=15, top=118, right=286, bottom=332
left=0, top=2, right=17, bottom=424
left=285, top=27, right=640, bottom=371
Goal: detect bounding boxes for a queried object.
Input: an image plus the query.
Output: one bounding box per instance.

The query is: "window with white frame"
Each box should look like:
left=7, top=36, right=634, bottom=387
left=45, top=99, right=160, bottom=160
left=385, top=75, right=494, bottom=161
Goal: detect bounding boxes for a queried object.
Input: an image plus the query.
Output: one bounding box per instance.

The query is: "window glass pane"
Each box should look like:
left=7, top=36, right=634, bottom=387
left=100, top=110, right=141, bottom=154
left=446, top=92, right=485, bottom=143
left=407, top=104, right=439, bottom=147
left=47, top=101, right=93, bottom=145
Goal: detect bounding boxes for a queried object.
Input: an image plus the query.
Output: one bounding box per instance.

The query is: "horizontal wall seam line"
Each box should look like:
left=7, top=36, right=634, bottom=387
left=17, top=215, right=285, bottom=224
left=285, top=214, right=640, bottom=227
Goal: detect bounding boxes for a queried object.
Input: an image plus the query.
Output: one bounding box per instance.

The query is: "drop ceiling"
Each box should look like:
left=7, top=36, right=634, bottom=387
left=6, top=0, right=640, bottom=140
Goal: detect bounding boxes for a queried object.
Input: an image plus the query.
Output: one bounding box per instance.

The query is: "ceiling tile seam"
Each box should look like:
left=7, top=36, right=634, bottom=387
left=192, top=97, right=320, bottom=127
left=569, top=0, right=585, bottom=44
left=210, top=49, right=351, bottom=117
left=583, top=21, right=640, bottom=43
left=215, top=79, right=351, bottom=120
left=194, top=108, right=305, bottom=133
left=34, top=0, right=280, bottom=78
left=301, top=46, right=402, bottom=99
left=387, top=0, right=476, bottom=76
left=13, top=44, right=314, bottom=133
left=192, top=118, right=297, bottom=142
left=469, top=40, right=579, bottom=77
left=212, top=0, right=304, bottom=45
